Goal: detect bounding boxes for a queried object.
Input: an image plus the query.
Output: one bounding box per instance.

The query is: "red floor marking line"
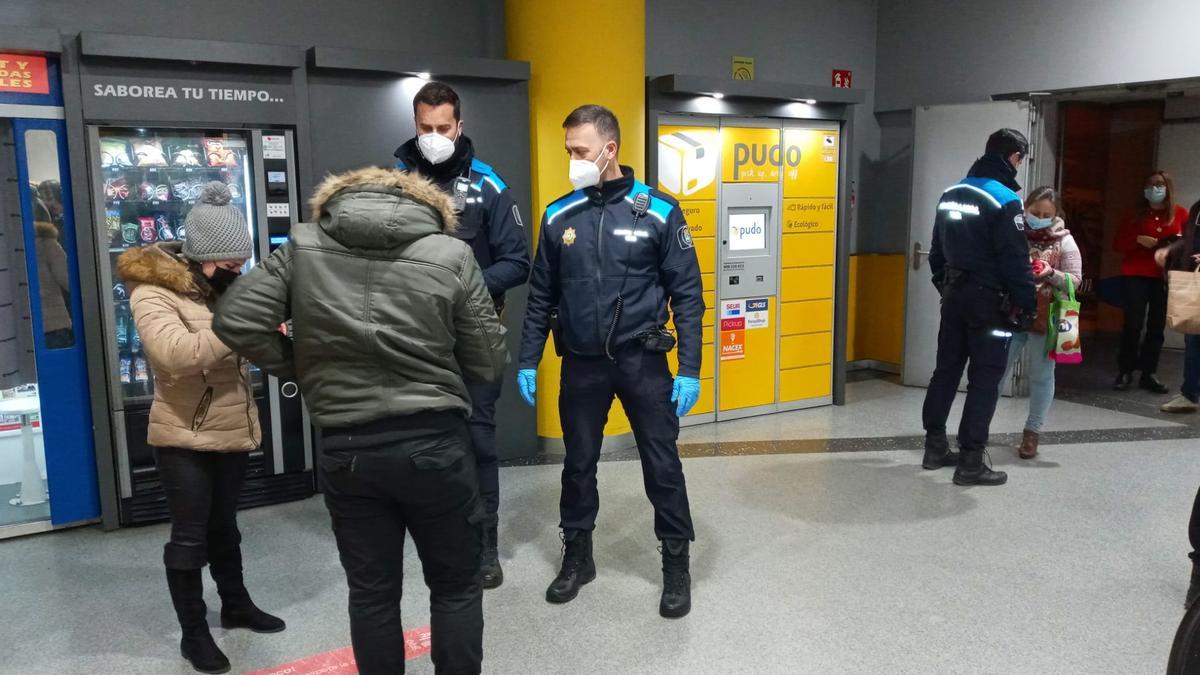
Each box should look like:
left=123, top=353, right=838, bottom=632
left=245, top=626, right=432, bottom=675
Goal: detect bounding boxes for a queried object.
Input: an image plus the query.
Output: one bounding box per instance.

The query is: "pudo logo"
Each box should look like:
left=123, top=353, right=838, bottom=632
left=730, top=220, right=763, bottom=240
left=731, top=140, right=802, bottom=180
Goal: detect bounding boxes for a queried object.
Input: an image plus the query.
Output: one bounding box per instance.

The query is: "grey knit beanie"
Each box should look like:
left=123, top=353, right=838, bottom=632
left=181, top=182, right=253, bottom=261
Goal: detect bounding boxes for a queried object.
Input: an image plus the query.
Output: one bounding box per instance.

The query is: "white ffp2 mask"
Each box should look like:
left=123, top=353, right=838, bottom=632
left=569, top=146, right=611, bottom=190
left=417, top=131, right=458, bottom=165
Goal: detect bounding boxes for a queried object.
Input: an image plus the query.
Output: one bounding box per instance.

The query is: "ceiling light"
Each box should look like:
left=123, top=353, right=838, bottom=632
left=711, top=92, right=725, bottom=99
left=804, top=99, right=817, bottom=105
left=415, top=72, right=431, bottom=80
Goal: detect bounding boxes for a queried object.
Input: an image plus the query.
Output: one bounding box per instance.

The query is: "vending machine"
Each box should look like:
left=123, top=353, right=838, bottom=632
left=86, top=125, right=310, bottom=524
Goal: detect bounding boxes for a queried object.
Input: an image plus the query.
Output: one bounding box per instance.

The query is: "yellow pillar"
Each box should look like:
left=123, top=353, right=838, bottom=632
left=507, top=0, right=645, bottom=441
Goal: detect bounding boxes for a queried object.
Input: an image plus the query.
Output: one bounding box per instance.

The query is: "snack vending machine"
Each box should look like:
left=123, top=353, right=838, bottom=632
left=87, top=126, right=311, bottom=525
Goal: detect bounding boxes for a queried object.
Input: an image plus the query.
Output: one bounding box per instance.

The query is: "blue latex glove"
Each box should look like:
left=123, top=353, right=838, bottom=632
left=671, top=376, right=701, bottom=417
left=517, top=369, right=537, bottom=407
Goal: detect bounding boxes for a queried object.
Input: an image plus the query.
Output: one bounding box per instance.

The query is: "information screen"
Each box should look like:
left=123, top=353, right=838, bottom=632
left=728, top=211, right=767, bottom=251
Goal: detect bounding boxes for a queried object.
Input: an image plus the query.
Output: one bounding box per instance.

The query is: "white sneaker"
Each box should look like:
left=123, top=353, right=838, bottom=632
left=1161, top=395, right=1199, bottom=413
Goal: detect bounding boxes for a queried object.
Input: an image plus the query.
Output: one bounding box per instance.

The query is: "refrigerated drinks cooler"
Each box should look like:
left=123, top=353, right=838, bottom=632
left=87, top=126, right=312, bottom=524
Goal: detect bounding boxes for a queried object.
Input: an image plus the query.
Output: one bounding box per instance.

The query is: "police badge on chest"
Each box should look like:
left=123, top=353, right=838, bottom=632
left=451, top=176, right=471, bottom=213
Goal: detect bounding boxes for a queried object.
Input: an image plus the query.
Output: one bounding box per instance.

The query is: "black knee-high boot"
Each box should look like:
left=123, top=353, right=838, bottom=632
left=166, top=568, right=230, bottom=674
left=208, top=542, right=286, bottom=633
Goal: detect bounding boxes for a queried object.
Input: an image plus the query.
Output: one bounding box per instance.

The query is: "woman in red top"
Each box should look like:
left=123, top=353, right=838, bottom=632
left=1112, top=170, right=1188, bottom=392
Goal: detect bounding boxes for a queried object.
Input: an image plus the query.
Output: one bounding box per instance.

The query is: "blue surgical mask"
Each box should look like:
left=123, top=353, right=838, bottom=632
left=1145, top=185, right=1167, bottom=205
left=1025, top=214, right=1054, bottom=230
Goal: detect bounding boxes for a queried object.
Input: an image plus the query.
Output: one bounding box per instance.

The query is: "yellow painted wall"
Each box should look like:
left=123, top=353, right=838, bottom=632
left=847, top=254, right=905, bottom=365
left=507, top=0, right=645, bottom=439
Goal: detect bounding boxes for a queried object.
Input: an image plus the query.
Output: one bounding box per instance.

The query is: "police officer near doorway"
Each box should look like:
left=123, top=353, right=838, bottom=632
left=394, top=81, right=530, bottom=588
left=921, top=128, right=1036, bottom=486
left=517, top=104, right=705, bottom=618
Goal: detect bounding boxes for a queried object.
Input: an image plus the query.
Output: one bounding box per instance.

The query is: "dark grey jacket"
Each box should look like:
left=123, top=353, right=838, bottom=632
left=213, top=167, right=508, bottom=427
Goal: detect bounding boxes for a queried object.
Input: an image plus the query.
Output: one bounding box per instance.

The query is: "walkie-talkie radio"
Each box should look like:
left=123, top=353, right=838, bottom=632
left=604, top=192, right=678, bottom=358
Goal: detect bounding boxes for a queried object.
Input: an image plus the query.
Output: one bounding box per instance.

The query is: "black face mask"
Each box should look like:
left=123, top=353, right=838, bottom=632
left=207, top=267, right=240, bottom=294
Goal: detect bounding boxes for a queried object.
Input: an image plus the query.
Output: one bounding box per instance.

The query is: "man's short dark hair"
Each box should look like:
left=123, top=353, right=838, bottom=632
left=985, top=128, right=1028, bottom=159
left=413, top=81, right=461, bottom=120
left=563, top=104, right=621, bottom=146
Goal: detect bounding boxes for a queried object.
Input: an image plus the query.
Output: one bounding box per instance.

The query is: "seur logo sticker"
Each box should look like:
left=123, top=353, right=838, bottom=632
left=677, top=225, right=694, bottom=250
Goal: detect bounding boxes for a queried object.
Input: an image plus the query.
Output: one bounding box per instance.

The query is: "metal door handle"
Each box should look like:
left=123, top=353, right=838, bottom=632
left=912, top=241, right=930, bottom=270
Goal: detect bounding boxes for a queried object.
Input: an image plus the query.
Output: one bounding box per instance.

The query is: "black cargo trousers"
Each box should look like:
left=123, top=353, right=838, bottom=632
left=319, top=416, right=485, bottom=675
left=922, top=277, right=1016, bottom=452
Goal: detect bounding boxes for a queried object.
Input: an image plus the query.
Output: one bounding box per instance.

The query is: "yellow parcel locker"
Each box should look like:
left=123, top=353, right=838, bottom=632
left=781, top=299, right=834, bottom=335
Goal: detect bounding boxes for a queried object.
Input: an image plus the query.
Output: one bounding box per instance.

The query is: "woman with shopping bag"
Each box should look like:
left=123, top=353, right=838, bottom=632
left=1001, top=187, right=1082, bottom=459
left=1155, top=198, right=1200, bottom=414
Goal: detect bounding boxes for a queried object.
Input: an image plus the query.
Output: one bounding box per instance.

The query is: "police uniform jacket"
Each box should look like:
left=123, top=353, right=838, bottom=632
left=928, top=153, right=1036, bottom=312
left=395, top=135, right=530, bottom=309
left=519, top=166, right=705, bottom=378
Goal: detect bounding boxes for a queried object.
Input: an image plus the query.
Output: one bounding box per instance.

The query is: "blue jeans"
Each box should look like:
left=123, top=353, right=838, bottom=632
left=1184, top=335, right=1200, bottom=403
left=1002, top=331, right=1057, bottom=433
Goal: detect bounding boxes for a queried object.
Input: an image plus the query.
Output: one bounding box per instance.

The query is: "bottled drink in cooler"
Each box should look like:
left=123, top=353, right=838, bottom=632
left=119, top=353, right=132, bottom=384
left=116, top=303, right=130, bottom=349
left=134, top=355, right=148, bottom=383
left=131, top=322, right=142, bottom=352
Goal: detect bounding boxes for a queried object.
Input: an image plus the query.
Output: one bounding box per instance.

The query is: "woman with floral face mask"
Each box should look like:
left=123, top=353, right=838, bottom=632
left=1001, top=187, right=1081, bottom=459
left=1112, top=170, right=1189, bottom=394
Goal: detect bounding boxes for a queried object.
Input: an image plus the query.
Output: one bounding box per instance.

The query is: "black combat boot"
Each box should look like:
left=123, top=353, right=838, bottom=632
left=1187, top=563, right=1200, bottom=610
left=922, top=432, right=959, bottom=470
left=953, top=449, right=1007, bottom=486
left=166, top=568, right=231, bottom=674
left=546, top=529, right=595, bottom=604
left=209, top=545, right=286, bottom=634
left=481, top=521, right=504, bottom=590
left=659, top=539, right=691, bottom=619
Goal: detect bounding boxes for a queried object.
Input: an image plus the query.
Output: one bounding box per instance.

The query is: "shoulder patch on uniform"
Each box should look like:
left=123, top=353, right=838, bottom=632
left=471, top=158, right=508, bottom=192
left=512, top=204, right=524, bottom=228
left=1014, top=214, right=1025, bottom=231
left=545, top=190, right=587, bottom=225
left=961, top=176, right=1021, bottom=208
left=677, top=225, right=694, bottom=250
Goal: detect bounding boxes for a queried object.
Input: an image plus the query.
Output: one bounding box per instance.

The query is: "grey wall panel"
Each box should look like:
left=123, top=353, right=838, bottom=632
left=11, top=0, right=504, bottom=59
left=856, top=109, right=912, bottom=254
left=646, top=0, right=880, bottom=253
left=307, top=71, right=536, bottom=460
left=875, top=0, right=1200, bottom=112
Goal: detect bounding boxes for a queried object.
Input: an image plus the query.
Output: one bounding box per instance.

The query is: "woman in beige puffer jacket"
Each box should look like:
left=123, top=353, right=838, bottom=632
left=116, top=182, right=283, bottom=675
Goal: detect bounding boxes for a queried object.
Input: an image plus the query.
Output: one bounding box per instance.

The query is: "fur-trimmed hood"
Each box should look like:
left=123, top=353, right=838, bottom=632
left=308, top=167, right=459, bottom=249
left=34, top=221, right=60, bottom=239
left=116, top=242, right=208, bottom=300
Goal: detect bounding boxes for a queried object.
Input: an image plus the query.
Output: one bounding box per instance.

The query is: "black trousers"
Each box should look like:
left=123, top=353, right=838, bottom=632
left=921, top=282, right=1014, bottom=452
left=467, top=382, right=502, bottom=519
left=319, top=423, right=484, bottom=675
left=155, top=447, right=248, bottom=570
left=1119, top=275, right=1168, bottom=375
left=558, top=346, right=694, bottom=541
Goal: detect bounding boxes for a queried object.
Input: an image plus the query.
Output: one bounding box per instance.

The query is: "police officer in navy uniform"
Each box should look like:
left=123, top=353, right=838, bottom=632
left=517, top=105, right=704, bottom=618
left=394, top=81, right=530, bottom=588
left=921, top=128, right=1037, bottom=486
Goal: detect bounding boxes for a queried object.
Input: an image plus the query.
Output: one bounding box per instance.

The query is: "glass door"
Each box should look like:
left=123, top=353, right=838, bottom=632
left=0, top=118, right=100, bottom=533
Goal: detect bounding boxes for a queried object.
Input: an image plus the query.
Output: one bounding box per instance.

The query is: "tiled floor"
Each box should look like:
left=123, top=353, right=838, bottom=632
left=2, top=377, right=1196, bottom=674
